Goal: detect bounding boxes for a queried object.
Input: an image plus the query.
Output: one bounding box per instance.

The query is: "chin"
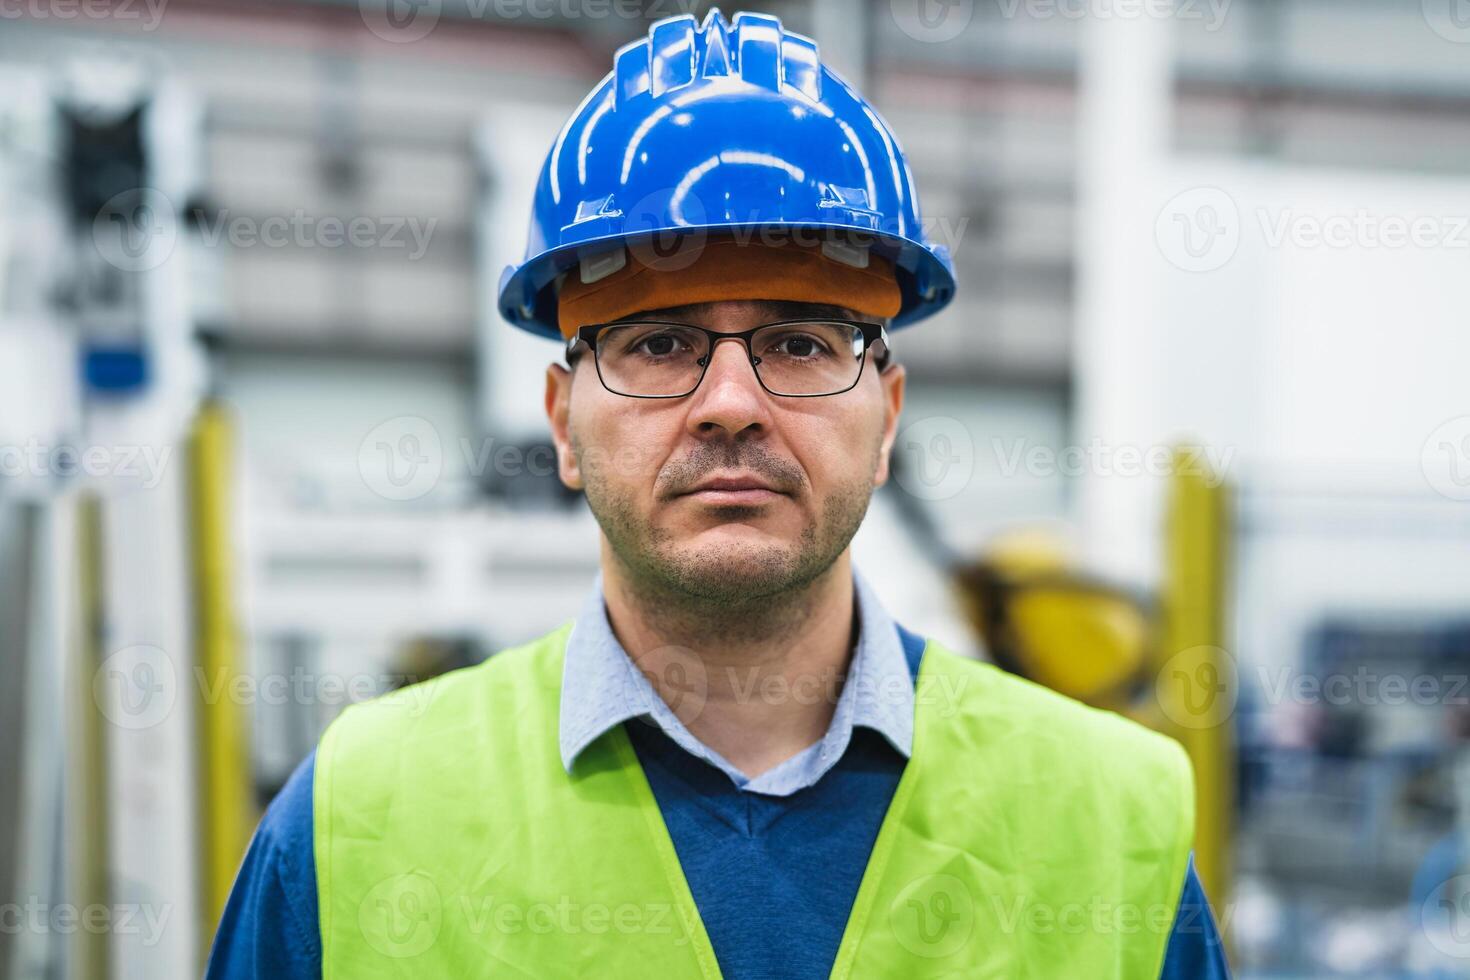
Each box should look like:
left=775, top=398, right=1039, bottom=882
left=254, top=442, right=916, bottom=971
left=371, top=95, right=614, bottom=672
left=680, top=520, right=802, bottom=555
left=682, top=522, right=789, bottom=554
left=664, top=537, right=799, bottom=589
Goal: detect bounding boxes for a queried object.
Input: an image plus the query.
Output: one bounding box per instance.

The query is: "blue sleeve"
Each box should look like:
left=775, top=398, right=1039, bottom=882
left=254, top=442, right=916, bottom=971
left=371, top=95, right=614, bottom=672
left=1159, top=854, right=1230, bottom=978
left=205, top=750, right=321, bottom=980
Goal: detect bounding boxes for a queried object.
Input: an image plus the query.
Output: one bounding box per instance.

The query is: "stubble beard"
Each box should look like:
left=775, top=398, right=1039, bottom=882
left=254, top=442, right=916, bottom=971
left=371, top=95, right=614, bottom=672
left=576, top=438, right=880, bottom=643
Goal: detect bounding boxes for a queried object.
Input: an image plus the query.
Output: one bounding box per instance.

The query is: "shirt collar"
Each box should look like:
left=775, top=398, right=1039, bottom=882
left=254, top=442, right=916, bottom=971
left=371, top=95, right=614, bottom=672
left=558, top=567, right=915, bottom=788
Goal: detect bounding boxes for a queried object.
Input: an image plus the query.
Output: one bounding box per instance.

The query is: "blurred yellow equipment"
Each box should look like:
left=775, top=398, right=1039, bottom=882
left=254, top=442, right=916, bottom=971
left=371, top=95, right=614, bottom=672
left=954, top=529, right=1152, bottom=711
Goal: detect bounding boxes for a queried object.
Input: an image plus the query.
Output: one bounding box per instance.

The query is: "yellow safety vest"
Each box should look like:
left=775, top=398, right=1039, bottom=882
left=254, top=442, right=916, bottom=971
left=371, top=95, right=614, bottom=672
left=315, top=624, right=1194, bottom=978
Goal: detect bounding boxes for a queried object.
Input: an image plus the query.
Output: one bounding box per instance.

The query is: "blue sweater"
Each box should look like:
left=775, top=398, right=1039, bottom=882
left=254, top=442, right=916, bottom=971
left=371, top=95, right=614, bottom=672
left=207, top=627, right=1229, bottom=978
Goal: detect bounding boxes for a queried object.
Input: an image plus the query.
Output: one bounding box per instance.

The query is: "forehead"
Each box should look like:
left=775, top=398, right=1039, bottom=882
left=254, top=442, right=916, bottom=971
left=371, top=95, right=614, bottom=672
left=615, top=299, right=862, bottom=325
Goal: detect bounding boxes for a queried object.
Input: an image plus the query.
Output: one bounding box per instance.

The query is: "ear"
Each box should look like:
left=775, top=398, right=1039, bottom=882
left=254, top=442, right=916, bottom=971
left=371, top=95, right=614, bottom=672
left=544, top=362, right=584, bottom=490
left=873, top=362, right=906, bottom=488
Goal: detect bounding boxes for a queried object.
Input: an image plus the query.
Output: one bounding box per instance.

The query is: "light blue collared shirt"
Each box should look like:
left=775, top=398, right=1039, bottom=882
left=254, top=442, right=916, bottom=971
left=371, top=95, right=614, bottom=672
left=558, top=568, right=914, bottom=796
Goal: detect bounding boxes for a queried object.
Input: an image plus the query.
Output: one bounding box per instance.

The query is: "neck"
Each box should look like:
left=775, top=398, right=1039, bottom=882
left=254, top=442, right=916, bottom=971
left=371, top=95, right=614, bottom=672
left=600, top=548, right=858, bottom=779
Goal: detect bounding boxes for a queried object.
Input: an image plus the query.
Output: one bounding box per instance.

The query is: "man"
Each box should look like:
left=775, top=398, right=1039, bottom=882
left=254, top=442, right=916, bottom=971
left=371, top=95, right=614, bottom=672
left=210, top=10, right=1228, bottom=977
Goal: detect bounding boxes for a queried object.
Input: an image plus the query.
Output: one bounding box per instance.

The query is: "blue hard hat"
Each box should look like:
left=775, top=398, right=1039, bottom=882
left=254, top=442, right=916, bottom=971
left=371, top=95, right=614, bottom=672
left=497, top=8, right=956, bottom=339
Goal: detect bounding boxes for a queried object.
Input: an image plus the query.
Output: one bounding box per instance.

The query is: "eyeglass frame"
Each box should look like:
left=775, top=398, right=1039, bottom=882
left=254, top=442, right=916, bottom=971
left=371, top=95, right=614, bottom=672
left=565, top=318, right=892, bottom=400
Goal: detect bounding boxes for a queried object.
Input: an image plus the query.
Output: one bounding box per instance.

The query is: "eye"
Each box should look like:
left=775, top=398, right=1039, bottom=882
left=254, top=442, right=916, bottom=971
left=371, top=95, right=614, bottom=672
left=765, top=331, right=833, bottom=359
left=634, top=331, right=689, bottom=357
left=609, top=325, right=701, bottom=359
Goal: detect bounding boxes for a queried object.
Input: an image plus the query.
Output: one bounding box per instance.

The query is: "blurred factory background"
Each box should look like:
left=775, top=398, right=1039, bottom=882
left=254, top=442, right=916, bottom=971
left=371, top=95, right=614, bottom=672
left=0, top=0, right=1468, bottom=976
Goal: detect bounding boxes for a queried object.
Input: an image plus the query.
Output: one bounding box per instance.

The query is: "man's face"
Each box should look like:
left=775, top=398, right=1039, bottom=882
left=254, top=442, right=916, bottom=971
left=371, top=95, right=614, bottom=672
left=545, top=300, right=906, bottom=603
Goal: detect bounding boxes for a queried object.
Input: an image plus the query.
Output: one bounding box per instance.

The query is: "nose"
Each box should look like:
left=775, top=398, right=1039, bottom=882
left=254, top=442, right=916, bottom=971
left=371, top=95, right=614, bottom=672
left=686, top=335, right=771, bottom=438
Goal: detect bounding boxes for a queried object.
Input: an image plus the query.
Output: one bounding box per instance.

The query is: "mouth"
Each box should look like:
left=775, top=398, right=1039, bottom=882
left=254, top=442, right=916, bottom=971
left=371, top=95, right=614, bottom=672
left=676, top=474, right=786, bottom=506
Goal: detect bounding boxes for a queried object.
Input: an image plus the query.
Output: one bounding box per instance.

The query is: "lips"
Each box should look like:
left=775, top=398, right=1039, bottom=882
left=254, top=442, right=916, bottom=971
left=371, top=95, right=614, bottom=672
left=677, top=472, right=786, bottom=503
left=686, top=475, right=779, bottom=494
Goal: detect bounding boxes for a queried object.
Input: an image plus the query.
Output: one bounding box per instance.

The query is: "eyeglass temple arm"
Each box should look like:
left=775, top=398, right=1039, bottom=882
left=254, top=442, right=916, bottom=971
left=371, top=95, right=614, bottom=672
left=872, top=324, right=894, bottom=369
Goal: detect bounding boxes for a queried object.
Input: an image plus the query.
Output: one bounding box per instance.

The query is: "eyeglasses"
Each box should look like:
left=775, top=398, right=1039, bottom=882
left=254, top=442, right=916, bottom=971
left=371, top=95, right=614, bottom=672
left=567, top=319, right=889, bottom=399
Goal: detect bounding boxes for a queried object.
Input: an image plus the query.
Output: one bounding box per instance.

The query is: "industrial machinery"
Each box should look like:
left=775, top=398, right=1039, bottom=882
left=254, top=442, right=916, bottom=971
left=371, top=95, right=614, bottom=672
left=0, top=59, right=247, bottom=979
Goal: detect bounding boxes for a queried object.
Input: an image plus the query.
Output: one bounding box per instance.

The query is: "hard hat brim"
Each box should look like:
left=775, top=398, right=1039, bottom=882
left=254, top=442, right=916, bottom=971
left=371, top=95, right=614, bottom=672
left=499, top=223, right=955, bottom=340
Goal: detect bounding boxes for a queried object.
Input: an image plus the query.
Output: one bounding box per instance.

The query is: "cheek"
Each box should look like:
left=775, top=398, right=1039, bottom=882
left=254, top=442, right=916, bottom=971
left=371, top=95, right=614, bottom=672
left=784, top=402, right=886, bottom=492
left=571, top=391, right=675, bottom=491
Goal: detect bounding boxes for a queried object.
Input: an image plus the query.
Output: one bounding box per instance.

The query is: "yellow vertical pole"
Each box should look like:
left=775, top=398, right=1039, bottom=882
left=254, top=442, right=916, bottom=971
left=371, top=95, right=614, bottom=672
left=1159, top=445, right=1234, bottom=919
left=74, top=494, right=109, bottom=980
left=187, top=401, right=255, bottom=944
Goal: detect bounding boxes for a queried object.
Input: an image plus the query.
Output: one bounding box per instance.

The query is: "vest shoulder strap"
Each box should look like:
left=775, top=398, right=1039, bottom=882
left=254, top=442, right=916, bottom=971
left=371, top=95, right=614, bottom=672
left=833, top=643, right=1195, bottom=977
